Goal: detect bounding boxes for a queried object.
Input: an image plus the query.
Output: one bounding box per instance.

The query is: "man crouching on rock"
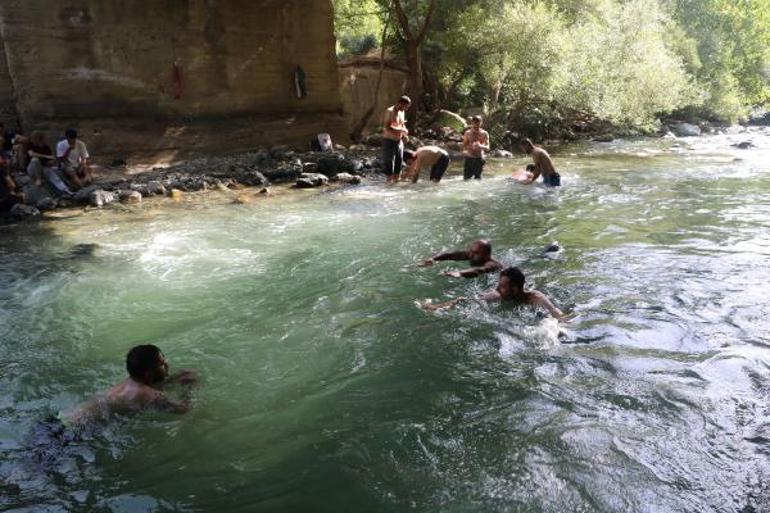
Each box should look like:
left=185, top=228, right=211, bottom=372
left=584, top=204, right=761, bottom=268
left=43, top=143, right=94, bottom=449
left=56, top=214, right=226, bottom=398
left=59, top=344, right=199, bottom=426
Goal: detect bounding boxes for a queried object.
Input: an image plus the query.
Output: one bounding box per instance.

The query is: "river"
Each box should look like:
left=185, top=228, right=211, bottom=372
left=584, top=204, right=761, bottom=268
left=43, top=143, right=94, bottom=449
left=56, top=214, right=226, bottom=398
left=2, top=128, right=770, bottom=512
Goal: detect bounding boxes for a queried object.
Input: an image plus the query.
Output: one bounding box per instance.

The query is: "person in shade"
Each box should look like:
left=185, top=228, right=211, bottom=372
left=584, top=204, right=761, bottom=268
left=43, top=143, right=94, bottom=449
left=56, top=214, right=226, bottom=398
left=56, top=128, right=93, bottom=190
left=401, top=146, right=451, bottom=183
left=419, top=239, right=503, bottom=278
left=517, top=138, right=561, bottom=186
left=58, top=344, right=199, bottom=426
left=421, top=266, right=566, bottom=320
left=462, top=116, right=490, bottom=180
left=381, top=95, right=411, bottom=183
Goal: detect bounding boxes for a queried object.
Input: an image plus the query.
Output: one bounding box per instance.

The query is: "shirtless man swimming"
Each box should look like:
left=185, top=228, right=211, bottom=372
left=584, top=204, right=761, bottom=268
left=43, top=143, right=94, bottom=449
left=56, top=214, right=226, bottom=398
left=517, top=138, right=561, bottom=187
left=422, top=266, right=565, bottom=320
left=59, top=344, right=199, bottom=426
left=402, top=146, right=450, bottom=183
left=419, top=239, right=503, bottom=278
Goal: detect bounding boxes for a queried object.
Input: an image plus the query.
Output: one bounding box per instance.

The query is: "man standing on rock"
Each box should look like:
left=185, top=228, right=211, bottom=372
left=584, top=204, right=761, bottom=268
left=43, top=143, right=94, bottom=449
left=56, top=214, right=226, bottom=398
left=57, top=128, right=92, bottom=190
left=382, top=96, right=411, bottom=184
left=419, top=239, right=503, bottom=278
left=517, top=138, right=561, bottom=187
left=402, top=146, right=450, bottom=183
left=462, top=116, right=490, bottom=180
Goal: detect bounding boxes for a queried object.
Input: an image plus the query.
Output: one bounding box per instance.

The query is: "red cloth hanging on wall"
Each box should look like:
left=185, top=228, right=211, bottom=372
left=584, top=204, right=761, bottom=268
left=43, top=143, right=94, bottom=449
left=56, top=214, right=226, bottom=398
left=172, top=62, right=183, bottom=100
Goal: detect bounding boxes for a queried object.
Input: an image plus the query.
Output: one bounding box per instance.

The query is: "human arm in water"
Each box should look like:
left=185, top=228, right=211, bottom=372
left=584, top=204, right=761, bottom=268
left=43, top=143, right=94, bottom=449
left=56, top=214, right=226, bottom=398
left=420, top=296, right=468, bottom=312
left=152, top=370, right=199, bottom=413
left=419, top=250, right=470, bottom=267
left=529, top=290, right=566, bottom=320
left=443, top=260, right=502, bottom=278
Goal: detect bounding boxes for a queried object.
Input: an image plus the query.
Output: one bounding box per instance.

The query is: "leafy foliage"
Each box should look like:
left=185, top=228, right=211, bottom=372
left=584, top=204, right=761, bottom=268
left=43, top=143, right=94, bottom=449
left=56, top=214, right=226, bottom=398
left=332, top=0, right=770, bottom=129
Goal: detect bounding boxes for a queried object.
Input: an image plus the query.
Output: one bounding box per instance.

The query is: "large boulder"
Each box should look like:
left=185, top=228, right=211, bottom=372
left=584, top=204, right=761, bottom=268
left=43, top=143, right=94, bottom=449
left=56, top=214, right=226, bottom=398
left=240, top=170, right=268, bottom=187
left=437, top=110, right=467, bottom=133
left=317, top=155, right=343, bottom=176
left=89, top=189, right=117, bottom=208
left=295, top=173, right=329, bottom=188
left=671, top=123, right=701, bottom=137
left=10, top=203, right=41, bottom=220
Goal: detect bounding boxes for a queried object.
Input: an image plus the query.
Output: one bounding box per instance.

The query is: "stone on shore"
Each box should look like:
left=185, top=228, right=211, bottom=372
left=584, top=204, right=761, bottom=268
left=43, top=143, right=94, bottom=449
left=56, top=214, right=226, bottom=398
left=331, top=172, right=362, bottom=185
left=74, top=185, right=98, bottom=203
left=36, top=197, right=58, bottom=211
left=10, top=203, right=41, bottom=220
left=146, top=181, right=167, bottom=196
left=295, top=173, right=329, bottom=188
left=732, top=141, right=754, bottom=149
left=671, top=123, right=701, bottom=137
left=89, top=190, right=117, bottom=208
left=119, top=190, right=143, bottom=203
left=490, top=149, right=514, bottom=159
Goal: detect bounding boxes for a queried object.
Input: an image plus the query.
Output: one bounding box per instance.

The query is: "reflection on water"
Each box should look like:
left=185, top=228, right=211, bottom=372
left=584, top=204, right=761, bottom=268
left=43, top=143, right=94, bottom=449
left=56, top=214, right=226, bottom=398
left=2, top=128, right=770, bottom=512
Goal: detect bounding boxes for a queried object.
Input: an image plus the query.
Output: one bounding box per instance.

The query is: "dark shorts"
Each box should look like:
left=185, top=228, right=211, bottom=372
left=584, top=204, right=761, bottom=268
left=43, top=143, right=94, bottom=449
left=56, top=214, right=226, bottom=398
left=463, top=157, right=485, bottom=180
left=382, top=139, right=404, bottom=176
left=543, top=173, right=561, bottom=187
left=430, top=154, right=450, bottom=182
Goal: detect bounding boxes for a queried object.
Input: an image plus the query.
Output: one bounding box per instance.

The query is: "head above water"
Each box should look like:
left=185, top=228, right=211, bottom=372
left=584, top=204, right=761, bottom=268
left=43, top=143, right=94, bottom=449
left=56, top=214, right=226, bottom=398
left=497, top=266, right=526, bottom=300
left=126, top=344, right=168, bottom=384
left=65, top=128, right=77, bottom=144
left=403, top=149, right=416, bottom=164
left=468, top=239, right=492, bottom=266
left=519, top=138, right=535, bottom=154
left=397, top=95, right=412, bottom=110
left=470, top=116, right=483, bottom=128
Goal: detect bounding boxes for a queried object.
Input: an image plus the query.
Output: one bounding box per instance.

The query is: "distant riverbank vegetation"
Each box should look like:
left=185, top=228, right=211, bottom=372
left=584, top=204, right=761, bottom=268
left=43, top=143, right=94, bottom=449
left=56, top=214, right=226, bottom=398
left=333, top=0, right=770, bottom=138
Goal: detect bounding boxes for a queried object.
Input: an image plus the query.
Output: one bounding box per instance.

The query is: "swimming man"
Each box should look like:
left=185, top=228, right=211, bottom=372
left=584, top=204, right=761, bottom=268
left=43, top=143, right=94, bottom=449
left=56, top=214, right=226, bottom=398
left=422, top=266, right=565, bottom=320
left=59, top=344, right=199, bottom=426
left=419, top=239, right=503, bottom=278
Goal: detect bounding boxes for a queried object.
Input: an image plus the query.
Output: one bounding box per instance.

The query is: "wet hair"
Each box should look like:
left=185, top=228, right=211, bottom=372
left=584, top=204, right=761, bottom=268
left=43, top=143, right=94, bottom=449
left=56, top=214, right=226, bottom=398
left=471, top=115, right=482, bottom=123
left=526, top=164, right=536, bottom=172
left=65, top=128, right=77, bottom=140
left=126, top=344, right=162, bottom=379
left=500, top=267, right=525, bottom=289
left=475, top=239, right=492, bottom=256
left=520, top=138, right=535, bottom=149
left=399, top=95, right=412, bottom=105
left=403, top=149, right=416, bottom=162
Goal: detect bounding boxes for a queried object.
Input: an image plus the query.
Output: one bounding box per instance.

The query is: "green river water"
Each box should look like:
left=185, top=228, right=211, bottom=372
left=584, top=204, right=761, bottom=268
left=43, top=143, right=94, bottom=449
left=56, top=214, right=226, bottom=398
left=2, top=129, right=770, bottom=512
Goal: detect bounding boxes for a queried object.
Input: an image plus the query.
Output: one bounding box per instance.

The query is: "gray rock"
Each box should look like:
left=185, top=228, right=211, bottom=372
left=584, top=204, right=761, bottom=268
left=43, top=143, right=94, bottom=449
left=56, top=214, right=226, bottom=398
left=269, top=145, right=290, bottom=159
left=732, top=141, right=754, bottom=149
left=303, top=162, right=320, bottom=173
left=146, top=181, right=167, bottom=196
left=119, top=190, right=143, bottom=203
left=331, top=173, right=362, bottom=185
left=73, top=185, right=98, bottom=203
left=490, top=149, right=514, bottom=159
left=295, top=173, right=329, bottom=188
left=10, top=203, right=41, bottom=220
left=89, top=189, right=116, bottom=207
left=317, top=155, right=343, bottom=176
left=671, top=123, right=701, bottom=137
left=36, top=197, right=58, bottom=211
left=240, top=170, right=268, bottom=187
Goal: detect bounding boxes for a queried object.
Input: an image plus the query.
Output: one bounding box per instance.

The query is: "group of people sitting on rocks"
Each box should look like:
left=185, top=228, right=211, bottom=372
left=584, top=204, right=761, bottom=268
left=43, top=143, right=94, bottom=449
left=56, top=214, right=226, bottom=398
left=381, top=95, right=561, bottom=187
left=0, top=123, right=92, bottom=212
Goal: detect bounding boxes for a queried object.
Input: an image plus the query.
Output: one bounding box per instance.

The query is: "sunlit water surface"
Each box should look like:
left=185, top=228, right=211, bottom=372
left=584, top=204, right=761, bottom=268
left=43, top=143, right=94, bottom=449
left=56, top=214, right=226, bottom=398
left=2, top=128, right=770, bottom=512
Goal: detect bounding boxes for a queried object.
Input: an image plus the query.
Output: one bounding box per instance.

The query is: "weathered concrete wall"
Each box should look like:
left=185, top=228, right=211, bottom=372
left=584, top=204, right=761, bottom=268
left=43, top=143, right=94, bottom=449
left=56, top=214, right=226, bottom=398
left=0, top=0, right=344, bottom=162
left=338, top=64, right=408, bottom=136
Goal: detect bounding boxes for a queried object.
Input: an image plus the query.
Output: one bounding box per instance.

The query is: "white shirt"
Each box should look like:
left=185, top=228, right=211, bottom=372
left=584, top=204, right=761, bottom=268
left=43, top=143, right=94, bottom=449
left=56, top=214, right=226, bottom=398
left=57, top=139, right=89, bottom=168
